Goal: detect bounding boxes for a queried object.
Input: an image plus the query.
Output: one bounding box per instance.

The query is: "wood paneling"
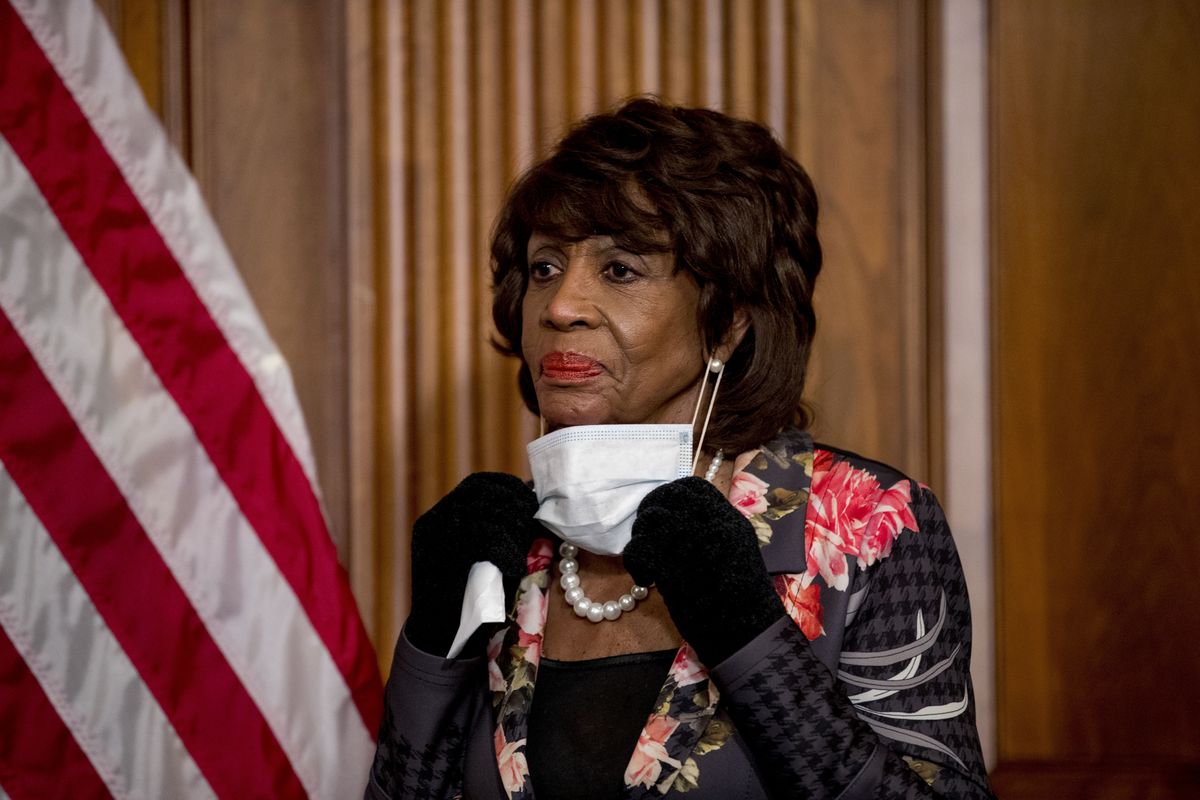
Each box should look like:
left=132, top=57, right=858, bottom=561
left=344, top=0, right=385, bottom=658
left=796, top=1, right=931, bottom=480
left=991, top=762, right=1200, bottom=799
left=992, top=1, right=1200, bottom=794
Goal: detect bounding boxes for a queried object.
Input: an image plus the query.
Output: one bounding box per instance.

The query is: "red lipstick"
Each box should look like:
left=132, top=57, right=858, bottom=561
left=541, top=352, right=603, bottom=381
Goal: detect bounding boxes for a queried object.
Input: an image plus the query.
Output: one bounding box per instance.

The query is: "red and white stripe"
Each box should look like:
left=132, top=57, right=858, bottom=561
left=0, top=1, right=382, bottom=797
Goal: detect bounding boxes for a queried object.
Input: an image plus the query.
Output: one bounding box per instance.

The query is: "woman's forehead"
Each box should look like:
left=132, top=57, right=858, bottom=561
left=527, top=231, right=633, bottom=250
left=525, top=227, right=672, bottom=257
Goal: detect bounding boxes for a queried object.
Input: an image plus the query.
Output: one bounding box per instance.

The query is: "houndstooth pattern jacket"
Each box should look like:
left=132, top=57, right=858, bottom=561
left=365, top=428, right=995, bottom=799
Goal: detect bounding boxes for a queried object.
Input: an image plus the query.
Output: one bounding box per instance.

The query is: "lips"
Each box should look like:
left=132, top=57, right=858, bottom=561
left=541, top=352, right=603, bottom=381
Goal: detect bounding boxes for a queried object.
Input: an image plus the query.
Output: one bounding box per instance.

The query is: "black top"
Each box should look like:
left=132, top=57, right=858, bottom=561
left=526, top=649, right=677, bottom=800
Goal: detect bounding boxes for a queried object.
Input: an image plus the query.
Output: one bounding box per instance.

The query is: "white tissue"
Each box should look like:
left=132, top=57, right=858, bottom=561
left=445, top=561, right=507, bottom=658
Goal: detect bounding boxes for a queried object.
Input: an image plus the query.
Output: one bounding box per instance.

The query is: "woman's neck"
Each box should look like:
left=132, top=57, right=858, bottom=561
left=539, top=450, right=740, bottom=661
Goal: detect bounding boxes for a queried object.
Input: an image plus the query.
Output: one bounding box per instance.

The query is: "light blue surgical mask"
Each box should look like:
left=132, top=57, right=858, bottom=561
left=527, top=424, right=694, bottom=556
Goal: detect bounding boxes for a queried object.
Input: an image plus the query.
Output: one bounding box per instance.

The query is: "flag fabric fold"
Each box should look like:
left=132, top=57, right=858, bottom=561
left=0, top=1, right=382, bottom=797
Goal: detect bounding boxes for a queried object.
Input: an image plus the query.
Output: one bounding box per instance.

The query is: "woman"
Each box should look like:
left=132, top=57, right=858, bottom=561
left=366, top=98, right=994, bottom=799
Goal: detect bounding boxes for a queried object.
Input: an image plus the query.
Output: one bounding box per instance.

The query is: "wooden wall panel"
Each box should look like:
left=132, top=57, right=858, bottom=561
left=991, top=1, right=1200, bottom=795
left=796, top=0, right=930, bottom=479
left=344, top=0, right=386, bottom=663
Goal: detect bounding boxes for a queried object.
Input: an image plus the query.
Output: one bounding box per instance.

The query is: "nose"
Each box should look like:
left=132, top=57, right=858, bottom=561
left=540, top=264, right=601, bottom=330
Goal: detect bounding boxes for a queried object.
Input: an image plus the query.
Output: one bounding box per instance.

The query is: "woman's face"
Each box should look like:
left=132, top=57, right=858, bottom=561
left=522, top=232, right=706, bottom=430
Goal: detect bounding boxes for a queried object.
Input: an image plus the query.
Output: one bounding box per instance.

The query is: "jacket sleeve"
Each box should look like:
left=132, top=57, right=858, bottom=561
left=709, top=483, right=995, bottom=799
left=364, top=626, right=492, bottom=800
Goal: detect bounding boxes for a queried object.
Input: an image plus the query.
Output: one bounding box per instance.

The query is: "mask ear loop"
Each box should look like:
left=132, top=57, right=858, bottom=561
left=689, top=357, right=725, bottom=472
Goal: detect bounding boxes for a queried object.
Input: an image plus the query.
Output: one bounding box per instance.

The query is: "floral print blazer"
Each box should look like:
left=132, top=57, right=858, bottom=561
left=365, top=428, right=995, bottom=799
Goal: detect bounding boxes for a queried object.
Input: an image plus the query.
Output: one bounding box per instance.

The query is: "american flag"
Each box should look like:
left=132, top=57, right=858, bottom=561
left=0, top=1, right=382, bottom=797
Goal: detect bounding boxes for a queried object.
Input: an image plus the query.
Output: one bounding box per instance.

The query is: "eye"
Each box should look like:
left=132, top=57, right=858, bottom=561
left=528, top=260, right=559, bottom=282
left=604, top=260, right=638, bottom=283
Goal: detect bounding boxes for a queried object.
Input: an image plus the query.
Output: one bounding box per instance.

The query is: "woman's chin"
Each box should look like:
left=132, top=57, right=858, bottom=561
left=540, top=410, right=611, bottom=431
left=536, top=397, right=616, bottom=431
left=537, top=392, right=698, bottom=432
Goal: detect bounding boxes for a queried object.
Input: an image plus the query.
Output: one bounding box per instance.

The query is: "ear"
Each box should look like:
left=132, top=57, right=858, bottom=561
left=715, top=307, right=751, bottom=362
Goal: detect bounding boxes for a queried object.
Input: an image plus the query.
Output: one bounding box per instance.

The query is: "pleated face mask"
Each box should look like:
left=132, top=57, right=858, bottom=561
left=526, top=354, right=726, bottom=556
left=526, top=424, right=694, bottom=556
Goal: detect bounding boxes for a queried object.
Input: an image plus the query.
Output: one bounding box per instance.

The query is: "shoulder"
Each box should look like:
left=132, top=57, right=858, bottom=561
left=809, top=443, right=927, bottom=536
left=812, top=442, right=916, bottom=491
left=804, top=444, right=966, bottom=618
left=799, top=441, right=943, bottom=591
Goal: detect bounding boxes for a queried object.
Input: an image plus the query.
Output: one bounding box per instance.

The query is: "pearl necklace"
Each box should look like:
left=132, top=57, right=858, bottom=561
left=558, top=542, right=648, bottom=622
left=557, top=449, right=724, bottom=623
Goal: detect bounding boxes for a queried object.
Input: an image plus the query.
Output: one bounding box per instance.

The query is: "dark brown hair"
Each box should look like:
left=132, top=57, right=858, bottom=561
left=490, top=97, right=822, bottom=453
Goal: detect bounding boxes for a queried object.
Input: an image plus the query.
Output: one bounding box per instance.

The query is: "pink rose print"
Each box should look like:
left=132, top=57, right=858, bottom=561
left=624, top=715, right=682, bottom=790
left=857, top=481, right=917, bottom=568
left=669, top=644, right=709, bottom=687
left=494, top=728, right=529, bottom=796
left=804, top=450, right=918, bottom=591
left=525, top=538, right=553, bottom=574
left=514, top=583, right=546, bottom=665
left=517, top=629, right=541, bottom=664
left=775, top=574, right=824, bottom=640
left=729, top=471, right=770, bottom=518
left=805, top=522, right=852, bottom=590
left=516, top=584, right=545, bottom=635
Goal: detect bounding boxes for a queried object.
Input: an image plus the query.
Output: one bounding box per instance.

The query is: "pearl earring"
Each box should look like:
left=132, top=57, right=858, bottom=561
left=690, top=354, right=727, bottom=471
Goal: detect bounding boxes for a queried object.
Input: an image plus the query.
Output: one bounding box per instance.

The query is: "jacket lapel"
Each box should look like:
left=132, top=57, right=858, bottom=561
left=618, top=428, right=816, bottom=797
left=619, top=643, right=720, bottom=798
left=491, top=538, right=553, bottom=799
left=741, top=427, right=814, bottom=575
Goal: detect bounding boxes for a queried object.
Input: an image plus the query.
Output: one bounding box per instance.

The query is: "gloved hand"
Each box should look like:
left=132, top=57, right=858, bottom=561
left=623, top=476, right=785, bottom=666
left=405, top=472, right=540, bottom=657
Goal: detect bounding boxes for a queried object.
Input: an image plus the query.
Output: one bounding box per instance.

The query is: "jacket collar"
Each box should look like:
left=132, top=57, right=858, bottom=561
left=735, top=426, right=814, bottom=575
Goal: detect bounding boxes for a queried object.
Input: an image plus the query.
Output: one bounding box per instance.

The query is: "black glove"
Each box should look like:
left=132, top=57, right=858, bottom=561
left=405, top=472, right=540, bottom=657
left=623, top=476, right=785, bottom=666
